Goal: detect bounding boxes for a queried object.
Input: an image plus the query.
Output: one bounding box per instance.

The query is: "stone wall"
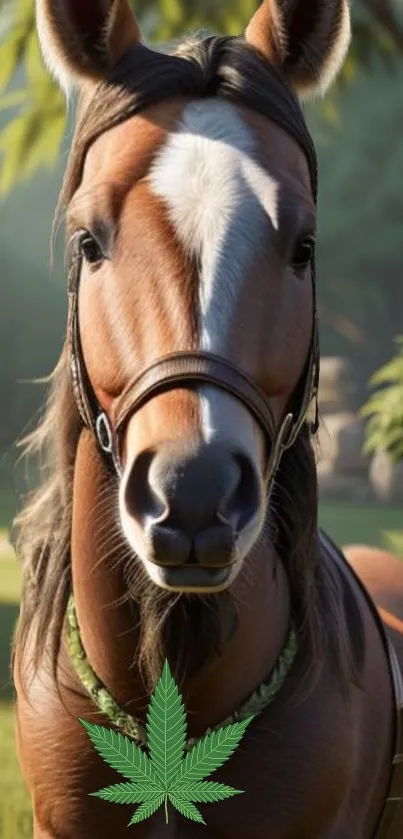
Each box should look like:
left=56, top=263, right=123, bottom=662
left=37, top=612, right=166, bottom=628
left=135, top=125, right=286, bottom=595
left=316, top=357, right=403, bottom=504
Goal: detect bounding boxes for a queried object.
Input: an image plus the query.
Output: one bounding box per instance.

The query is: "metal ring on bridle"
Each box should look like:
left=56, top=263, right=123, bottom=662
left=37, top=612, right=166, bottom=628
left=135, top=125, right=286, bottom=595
left=96, top=413, right=114, bottom=454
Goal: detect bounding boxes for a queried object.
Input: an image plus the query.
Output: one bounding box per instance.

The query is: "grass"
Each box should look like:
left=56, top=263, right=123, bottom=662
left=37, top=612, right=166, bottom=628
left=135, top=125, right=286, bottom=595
left=0, top=492, right=402, bottom=836
left=0, top=704, right=32, bottom=837
left=319, top=501, right=403, bottom=552
left=0, top=552, right=32, bottom=838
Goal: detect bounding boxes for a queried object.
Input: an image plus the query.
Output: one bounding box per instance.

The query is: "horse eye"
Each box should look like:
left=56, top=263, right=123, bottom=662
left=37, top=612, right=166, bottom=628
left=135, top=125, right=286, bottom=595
left=292, top=234, right=315, bottom=271
left=78, top=232, right=104, bottom=265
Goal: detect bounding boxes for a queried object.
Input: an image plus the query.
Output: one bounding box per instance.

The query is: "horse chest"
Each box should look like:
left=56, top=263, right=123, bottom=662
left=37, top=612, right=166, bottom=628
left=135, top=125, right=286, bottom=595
left=17, top=634, right=390, bottom=839
left=100, top=700, right=354, bottom=838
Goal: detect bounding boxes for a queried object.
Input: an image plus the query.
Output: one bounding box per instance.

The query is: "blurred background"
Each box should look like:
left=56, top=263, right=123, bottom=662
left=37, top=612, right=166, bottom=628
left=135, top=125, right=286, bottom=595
left=0, top=0, right=402, bottom=835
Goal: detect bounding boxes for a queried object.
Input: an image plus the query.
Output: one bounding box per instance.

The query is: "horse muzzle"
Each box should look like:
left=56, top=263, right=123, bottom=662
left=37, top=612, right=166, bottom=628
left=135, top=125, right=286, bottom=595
left=121, top=440, right=263, bottom=591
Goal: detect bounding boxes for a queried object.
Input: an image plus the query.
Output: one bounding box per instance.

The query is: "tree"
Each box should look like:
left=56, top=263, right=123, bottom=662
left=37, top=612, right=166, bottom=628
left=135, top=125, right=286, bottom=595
left=0, top=0, right=402, bottom=194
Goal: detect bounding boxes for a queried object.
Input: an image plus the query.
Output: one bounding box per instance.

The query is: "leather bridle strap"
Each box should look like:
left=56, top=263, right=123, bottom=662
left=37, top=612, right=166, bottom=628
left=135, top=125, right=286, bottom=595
left=114, top=353, right=277, bottom=439
left=93, top=349, right=316, bottom=479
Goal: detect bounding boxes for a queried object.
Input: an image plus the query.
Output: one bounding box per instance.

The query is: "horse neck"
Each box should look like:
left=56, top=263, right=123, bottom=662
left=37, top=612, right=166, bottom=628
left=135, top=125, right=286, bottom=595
left=70, top=431, right=292, bottom=736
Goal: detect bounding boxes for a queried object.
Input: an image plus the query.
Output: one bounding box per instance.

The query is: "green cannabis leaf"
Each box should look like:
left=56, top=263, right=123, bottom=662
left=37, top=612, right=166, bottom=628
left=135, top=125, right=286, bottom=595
left=80, top=660, right=254, bottom=827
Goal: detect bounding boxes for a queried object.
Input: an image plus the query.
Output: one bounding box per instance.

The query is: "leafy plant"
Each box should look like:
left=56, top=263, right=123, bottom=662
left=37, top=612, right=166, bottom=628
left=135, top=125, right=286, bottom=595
left=80, top=660, right=253, bottom=827
left=361, top=336, right=403, bottom=462
left=1, top=0, right=403, bottom=195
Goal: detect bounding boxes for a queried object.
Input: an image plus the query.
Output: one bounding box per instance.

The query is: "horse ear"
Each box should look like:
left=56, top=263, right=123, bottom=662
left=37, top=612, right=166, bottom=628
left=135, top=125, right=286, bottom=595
left=36, top=0, right=142, bottom=93
left=245, top=0, right=351, bottom=99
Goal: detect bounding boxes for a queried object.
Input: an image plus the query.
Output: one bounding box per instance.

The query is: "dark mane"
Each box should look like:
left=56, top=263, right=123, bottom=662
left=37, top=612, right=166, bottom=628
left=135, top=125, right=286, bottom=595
left=13, top=35, right=361, bottom=694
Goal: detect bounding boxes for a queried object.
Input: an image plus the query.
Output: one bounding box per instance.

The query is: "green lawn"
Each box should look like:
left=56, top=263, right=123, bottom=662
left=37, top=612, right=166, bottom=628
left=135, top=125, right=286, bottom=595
left=0, top=497, right=402, bottom=836
left=0, top=554, right=31, bottom=838
left=319, top=501, right=403, bottom=552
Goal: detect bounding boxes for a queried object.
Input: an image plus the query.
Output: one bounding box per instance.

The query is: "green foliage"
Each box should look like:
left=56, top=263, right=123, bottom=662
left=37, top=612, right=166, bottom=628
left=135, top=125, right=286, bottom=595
left=0, top=0, right=64, bottom=195
left=81, top=660, right=251, bottom=826
left=0, top=0, right=402, bottom=193
left=0, top=0, right=33, bottom=96
left=384, top=530, right=403, bottom=557
left=361, top=337, right=403, bottom=462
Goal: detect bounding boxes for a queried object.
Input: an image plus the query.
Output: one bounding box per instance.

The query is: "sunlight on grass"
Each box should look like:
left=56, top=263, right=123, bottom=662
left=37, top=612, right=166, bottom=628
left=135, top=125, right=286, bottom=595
left=0, top=543, right=31, bottom=837
left=0, top=555, right=22, bottom=604
left=0, top=704, right=32, bottom=838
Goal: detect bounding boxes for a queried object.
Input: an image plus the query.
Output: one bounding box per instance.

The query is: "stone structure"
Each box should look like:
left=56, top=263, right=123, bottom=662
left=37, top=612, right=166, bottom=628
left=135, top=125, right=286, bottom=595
left=369, top=449, right=403, bottom=505
left=316, top=357, right=371, bottom=500
left=315, top=357, right=403, bottom=504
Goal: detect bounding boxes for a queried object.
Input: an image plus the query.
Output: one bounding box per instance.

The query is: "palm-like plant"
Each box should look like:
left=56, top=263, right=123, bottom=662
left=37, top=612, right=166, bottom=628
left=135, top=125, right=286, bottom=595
left=361, top=337, right=403, bottom=463
left=361, top=336, right=403, bottom=557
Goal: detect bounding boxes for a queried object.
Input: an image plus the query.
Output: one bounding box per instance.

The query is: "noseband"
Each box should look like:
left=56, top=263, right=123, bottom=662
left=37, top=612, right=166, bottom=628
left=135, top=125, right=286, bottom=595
left=67, top=45, right=320, bottom=486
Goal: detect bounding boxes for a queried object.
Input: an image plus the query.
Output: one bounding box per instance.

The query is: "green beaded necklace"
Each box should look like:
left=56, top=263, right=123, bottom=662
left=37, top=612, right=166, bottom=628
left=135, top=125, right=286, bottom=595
left=66, top=593, right=298, bottom=750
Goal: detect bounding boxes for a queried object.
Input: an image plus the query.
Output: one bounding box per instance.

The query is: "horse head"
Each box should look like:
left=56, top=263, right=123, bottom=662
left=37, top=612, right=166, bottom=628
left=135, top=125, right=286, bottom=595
left=35, top=0, right=350, bottom=598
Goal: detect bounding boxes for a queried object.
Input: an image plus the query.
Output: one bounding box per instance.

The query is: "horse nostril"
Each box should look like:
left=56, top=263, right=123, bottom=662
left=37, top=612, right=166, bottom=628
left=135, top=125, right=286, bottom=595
left=219, top=453, right=262, bottom=534
left=124, top=449, right=165, bottom=523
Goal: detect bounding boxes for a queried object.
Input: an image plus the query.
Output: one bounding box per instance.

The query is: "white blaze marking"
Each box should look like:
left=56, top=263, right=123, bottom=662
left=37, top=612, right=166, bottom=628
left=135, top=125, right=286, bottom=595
left=149, top=99, right=279, bottom=353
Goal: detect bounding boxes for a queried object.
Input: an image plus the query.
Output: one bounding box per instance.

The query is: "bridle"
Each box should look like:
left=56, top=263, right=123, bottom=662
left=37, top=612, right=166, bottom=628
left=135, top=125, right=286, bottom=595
left=66, top=41, right=320, bottom=487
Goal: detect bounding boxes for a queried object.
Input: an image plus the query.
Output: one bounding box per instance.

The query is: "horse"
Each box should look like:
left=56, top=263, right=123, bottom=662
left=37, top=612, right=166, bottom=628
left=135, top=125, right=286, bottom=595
left=12, top=0, right=403, bottom=836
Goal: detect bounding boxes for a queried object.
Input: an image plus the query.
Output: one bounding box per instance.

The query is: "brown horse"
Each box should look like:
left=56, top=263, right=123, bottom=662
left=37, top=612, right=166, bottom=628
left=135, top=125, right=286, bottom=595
left=12, top=0, right=403, bottom=837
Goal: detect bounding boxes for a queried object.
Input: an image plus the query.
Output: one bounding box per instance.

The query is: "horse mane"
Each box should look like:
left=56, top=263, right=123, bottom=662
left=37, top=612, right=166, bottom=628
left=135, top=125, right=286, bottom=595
left=13, top=34, right=363, bottom=694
